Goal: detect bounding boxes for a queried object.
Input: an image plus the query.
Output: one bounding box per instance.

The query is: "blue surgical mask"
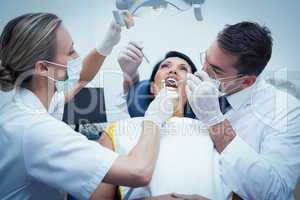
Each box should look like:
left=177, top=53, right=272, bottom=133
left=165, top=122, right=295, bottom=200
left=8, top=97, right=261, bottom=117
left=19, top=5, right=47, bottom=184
left=45, top=57, right=83, bottom=92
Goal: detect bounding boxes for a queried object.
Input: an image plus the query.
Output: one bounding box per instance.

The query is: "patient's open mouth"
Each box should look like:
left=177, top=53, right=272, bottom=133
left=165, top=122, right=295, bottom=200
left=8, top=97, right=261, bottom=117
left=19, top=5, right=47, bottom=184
left=165, top=78, right=178, bottom=89
left=161, top=78, right=180, bottom=98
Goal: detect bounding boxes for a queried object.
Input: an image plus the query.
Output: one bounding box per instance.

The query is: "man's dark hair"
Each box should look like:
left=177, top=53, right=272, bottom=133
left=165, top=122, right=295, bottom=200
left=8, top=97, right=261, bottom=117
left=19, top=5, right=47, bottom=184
left=217, top=21, right=273, bottom=76
left=149, top=51, right=197, bottom=82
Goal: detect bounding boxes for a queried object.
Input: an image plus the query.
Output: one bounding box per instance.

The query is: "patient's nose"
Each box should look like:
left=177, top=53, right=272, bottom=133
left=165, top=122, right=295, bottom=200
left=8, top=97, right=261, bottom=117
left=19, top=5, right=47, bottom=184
left=168, top=66, right=178, bottom=75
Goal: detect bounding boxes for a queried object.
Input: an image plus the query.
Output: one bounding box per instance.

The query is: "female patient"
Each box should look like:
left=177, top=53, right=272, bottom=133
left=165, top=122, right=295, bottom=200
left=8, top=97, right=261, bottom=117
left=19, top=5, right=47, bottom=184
left=98, top=50, right=228, bottom=200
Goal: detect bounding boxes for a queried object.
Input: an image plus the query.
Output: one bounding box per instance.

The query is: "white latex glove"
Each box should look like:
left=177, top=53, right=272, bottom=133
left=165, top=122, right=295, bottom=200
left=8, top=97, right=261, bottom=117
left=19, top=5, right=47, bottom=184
left=96, top=21, right=121, bottom=56
left=118, top=41, right=144, bottom=81
left=186, top=71, right=225, bottom=127
left=144, top=87, right=174, bottom=127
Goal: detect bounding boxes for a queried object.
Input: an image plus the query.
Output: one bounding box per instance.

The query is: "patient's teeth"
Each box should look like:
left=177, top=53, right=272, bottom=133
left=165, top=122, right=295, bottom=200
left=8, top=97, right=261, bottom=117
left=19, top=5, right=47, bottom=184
left=165, top=78, right=177, bottom=88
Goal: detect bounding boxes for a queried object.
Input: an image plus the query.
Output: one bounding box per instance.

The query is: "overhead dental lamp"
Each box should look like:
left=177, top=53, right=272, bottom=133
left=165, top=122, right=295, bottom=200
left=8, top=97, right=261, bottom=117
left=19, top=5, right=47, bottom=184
left=113, top=0, right=206, bottom=28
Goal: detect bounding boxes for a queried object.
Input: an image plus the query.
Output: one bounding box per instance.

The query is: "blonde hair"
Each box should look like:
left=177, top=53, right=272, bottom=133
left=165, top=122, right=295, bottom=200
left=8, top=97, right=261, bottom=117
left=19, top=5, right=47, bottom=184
left=0, top=13, right=62, bottom=91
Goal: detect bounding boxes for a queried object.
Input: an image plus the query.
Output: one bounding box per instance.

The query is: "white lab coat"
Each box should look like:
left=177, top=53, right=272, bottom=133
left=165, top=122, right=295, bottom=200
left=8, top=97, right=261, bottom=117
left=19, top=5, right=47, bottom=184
left=0, top=88, right=118, bottom=200
left=48, top=91, right=65, bottom=121
left=217, top=79, right=300, bottom=199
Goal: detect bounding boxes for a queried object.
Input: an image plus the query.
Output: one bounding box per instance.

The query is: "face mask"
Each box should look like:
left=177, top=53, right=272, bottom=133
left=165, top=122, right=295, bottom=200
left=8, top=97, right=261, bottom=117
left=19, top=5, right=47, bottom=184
left=211, top=75, right=244, bottom=97
left=211, top=78, right=226, bottom=97
left=45, top=57, right=82, bottom=92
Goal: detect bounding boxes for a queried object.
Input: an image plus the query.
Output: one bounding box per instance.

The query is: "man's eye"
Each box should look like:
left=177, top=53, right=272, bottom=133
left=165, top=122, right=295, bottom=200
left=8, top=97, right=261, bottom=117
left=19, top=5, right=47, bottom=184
left=211, top=66, right=223, bottom=75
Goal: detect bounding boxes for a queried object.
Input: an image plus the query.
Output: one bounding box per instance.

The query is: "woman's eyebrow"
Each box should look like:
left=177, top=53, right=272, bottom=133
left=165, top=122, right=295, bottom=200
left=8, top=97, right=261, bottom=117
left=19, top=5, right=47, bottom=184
left=178, top=64, right=188, bottom=69
left=161, top=61, right=171, bottom=65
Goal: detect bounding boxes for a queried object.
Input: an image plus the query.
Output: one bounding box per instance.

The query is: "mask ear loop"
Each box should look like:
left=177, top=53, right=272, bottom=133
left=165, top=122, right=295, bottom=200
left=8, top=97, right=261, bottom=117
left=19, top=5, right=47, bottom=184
left=218, top=74, right=245, bottom=82
left=43, top=60, right=67, bottom=69
left=43, top=61, right=68, bottom=83
left=219, top=75, right=248, bottom=97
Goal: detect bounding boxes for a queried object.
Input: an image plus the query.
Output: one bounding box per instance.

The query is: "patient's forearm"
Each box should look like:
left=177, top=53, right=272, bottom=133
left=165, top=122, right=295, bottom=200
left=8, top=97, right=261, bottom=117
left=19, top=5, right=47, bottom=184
left=103, top=120, right=160, bottom=187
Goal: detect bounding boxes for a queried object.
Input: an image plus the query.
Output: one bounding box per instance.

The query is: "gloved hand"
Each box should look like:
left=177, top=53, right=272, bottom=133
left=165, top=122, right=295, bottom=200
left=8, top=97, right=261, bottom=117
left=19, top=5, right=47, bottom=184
left=96, top=21, right=121, bottom=56
left=144, top=87, right=174, bottom=127
left=118, top=41, right=144, bottom=81
left=186, top=71, right=225, bottom=127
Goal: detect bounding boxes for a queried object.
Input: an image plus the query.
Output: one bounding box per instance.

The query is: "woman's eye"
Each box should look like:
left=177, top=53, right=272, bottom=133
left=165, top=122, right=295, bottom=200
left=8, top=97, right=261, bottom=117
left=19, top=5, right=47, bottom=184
left=160, top=64, right=169, bottom=68
left=180, top=67, right=188, bottom=71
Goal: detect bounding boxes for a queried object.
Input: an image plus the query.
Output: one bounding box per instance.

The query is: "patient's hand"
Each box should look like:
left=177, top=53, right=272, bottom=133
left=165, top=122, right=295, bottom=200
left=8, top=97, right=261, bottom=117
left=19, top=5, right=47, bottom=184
left=142, top=194, right=209, bottom=200
left=171, top=193, right=210, bottom=200
left=142, top=194, right=179, bottom=200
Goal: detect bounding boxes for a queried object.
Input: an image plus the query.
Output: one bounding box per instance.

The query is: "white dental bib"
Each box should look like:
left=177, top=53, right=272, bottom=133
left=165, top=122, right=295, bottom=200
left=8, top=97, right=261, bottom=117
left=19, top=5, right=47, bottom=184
left=105, top=117, right=227, bottom=200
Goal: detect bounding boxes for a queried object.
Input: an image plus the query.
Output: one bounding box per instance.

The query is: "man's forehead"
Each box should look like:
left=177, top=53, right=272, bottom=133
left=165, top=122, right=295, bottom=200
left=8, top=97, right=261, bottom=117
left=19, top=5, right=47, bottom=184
left=207, top=41, right=239, bottom=69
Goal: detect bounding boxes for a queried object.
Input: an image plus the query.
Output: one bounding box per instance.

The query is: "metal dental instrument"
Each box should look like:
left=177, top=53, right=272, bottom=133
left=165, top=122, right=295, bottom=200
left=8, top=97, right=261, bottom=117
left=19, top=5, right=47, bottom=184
left=133, top=42, right=150, bottom=64
left=141, top=49, right=150, bottom=64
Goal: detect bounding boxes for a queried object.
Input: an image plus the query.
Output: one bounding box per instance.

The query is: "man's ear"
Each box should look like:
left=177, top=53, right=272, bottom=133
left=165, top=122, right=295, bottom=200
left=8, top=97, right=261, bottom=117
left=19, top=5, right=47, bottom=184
left=242, top=75, right=256, bottom=89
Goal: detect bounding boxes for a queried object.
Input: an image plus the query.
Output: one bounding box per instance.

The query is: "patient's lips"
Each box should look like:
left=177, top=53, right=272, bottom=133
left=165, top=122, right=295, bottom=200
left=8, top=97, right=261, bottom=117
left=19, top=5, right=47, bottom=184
left=165, top=78, right=178, bottom=89
left=162, top=78, right=179, bottom=99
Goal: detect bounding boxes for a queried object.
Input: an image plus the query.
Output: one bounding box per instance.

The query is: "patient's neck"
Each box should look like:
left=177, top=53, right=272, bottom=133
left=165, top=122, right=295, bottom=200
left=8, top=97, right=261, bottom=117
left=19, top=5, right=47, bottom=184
left=172, top=98, right=185, bottom=117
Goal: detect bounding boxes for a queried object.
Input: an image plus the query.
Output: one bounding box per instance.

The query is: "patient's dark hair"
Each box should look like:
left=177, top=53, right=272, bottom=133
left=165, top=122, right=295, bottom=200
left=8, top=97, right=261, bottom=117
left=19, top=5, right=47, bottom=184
left=217, top=21, right=273, bottom=76
left=149, top=51, right=197, bottom=83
